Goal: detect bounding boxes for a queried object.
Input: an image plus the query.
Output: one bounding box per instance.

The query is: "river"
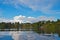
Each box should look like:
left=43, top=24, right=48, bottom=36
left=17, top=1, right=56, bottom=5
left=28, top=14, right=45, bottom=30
left=0, top=31, right=60, bottom=40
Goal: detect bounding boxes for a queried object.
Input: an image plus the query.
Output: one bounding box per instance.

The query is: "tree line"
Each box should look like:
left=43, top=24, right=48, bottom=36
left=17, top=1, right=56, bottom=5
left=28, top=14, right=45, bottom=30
left=0, top=19, right=60, bottom=36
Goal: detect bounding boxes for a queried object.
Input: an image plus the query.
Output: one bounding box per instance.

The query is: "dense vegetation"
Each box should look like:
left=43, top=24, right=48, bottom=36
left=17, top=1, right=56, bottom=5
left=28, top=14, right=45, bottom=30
left=0, top=19, right=60, bottom=36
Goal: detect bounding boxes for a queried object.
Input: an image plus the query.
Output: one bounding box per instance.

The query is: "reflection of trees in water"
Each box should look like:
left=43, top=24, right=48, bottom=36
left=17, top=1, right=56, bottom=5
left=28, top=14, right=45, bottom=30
left=0, top=31, right=59, bottom=40
left=8, top=31, right=60, bottom=40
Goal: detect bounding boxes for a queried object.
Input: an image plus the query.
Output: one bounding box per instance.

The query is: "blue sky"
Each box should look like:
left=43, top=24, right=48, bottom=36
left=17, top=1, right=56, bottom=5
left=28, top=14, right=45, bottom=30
left=0, top=0, right=60, bottom=23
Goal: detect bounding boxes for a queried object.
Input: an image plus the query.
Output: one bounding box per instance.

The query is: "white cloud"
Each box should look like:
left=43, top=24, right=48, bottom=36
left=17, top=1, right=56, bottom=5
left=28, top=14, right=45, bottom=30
left=0, top=15, right=56, bottom=23
left=13, top=15, right=26, bottom=23
left=38, top=16, right=56, bottom=21
left=13, top=15, right=56, bottom=23
left=0, top=18, right=10, bottom=23
left=22, top=0, right=59, bottom=14
left=1, top=0, right=60, bottom=14
left=18, top=0, right=60, bottom=14
left=14, top=15, right=26, bottom=20
left=27, top=17, right=36, bottom=23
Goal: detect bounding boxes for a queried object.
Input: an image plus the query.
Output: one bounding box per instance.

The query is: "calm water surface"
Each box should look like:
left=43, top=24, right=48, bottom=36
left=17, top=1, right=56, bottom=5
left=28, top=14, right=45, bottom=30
left=0, top=31, right=60, bottom=40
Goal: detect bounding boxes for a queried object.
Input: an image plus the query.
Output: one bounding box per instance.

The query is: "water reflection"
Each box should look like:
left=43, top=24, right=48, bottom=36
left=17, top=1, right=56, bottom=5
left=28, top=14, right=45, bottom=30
left=0, top=31, right=60, bottom=40
left=0, top=35, right=13, bottom=40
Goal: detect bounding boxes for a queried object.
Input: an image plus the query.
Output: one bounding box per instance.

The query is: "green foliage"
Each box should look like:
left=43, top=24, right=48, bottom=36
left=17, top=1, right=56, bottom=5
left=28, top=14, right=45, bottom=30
left=0, top=19, right=60, bottom=36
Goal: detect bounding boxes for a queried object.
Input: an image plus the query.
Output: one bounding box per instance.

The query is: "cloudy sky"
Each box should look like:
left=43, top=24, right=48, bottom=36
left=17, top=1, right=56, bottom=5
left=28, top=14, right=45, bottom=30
left=0, top=0, right=60, bottom=23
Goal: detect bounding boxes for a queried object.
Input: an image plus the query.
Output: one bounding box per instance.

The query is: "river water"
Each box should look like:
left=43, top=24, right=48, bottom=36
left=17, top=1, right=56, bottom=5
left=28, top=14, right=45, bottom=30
left=0, top=31, right=60, bottom=40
